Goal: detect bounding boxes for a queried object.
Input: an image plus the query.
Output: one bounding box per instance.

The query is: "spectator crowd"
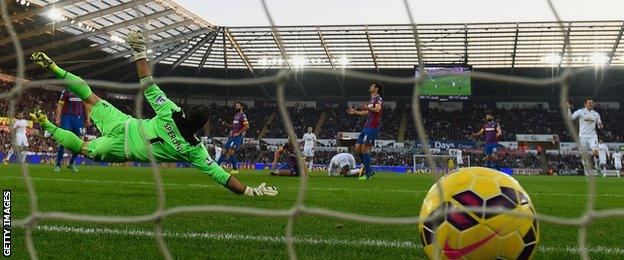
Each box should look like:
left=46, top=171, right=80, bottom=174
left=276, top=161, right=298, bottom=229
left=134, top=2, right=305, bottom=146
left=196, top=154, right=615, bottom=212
left=1, top=77, right=621, bottom=172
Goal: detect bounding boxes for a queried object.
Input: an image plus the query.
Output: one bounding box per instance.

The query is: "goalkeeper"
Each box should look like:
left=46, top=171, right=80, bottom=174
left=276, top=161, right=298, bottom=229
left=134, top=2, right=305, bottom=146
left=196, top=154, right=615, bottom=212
left=29, top=31, right=277, bottom=196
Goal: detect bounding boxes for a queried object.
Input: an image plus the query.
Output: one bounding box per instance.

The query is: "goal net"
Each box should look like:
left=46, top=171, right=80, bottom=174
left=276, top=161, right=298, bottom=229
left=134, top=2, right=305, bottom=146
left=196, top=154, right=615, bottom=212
left=413, top=154, right=471, bottom=174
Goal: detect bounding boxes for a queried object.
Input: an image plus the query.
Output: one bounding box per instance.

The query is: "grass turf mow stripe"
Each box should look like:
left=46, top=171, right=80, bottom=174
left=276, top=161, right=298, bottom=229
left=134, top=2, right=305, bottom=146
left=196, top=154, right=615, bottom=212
left=3, top=175, right=624, bottom=197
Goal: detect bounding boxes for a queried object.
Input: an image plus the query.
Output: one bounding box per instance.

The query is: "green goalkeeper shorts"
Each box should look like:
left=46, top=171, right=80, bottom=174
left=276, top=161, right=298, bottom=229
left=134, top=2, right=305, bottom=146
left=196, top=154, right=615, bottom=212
left=86, top=99, right=132, bottom=162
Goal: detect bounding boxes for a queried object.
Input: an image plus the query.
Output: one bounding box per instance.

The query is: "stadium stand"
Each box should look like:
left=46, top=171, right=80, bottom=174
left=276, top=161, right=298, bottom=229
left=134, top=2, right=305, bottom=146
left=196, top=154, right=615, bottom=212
left=0, top=74, right=620, bottom=172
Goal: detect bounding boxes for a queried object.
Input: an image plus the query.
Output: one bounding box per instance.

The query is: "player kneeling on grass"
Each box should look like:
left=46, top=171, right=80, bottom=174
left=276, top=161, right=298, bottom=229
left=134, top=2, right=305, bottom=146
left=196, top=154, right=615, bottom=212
left=270, top=141, right=305, bottom=177
left=29, top=31, right=277, bottom=196
left=327, top=153, right=361, bottom=177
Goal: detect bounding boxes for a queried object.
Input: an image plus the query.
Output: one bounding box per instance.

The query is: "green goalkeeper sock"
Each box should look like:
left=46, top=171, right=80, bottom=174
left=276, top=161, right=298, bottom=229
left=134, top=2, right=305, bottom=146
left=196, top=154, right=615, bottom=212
left=49, top=63, right=67, bottom=79
left=62, top=71, right=93, bottom=100
left=42, top=120, right=84, bottom=153
left=51, top=65, right=92, bottom=100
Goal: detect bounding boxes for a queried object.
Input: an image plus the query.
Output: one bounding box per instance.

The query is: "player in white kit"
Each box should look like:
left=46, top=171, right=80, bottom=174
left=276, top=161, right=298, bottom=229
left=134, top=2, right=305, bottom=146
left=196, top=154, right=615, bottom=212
left=449, top=148, right=464, bottom=169
left=568, top=98, right=603, bottom=171
left=327, top=153, right=361, bottom=177
left=612, top=151, right=622, bottom=175
left=597, top=139, right=609, bottom=171
left=5, top=113, right=30, bottom=164
left=302, top=127, right=317, bottom=171
left=214, top=143, right=223, bottom=165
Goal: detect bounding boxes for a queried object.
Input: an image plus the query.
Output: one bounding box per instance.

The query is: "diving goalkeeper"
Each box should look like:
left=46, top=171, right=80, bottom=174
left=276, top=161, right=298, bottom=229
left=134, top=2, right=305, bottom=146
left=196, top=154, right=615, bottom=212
left=29, top=31, right=277, bottom=196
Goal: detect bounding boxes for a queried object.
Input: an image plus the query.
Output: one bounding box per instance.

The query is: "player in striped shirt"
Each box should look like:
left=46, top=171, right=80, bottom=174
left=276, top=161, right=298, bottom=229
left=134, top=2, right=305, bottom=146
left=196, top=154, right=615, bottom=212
left=347, top=83, right=383, bottom=180
left=472, top=114, right=502, bottom=169
left=216, top=102, right=249, bottom=174
left=54, top=90, right=90, bottom=173
left=270, top=141, right=303, bottom=177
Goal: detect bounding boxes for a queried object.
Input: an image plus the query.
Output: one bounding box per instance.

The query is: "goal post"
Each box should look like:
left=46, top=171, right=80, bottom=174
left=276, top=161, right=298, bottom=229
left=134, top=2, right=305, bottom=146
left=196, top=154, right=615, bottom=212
left=413, top=154, right=471, bottom=174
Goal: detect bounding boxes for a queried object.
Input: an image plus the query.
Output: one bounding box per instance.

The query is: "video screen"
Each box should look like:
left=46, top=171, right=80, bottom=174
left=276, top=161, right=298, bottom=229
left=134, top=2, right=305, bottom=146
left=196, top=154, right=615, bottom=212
left=415, top=65, right=472, bottom=101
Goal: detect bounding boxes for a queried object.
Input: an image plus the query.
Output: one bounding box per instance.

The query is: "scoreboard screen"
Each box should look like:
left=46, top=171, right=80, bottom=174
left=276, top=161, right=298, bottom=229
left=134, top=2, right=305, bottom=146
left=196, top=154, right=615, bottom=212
left=414, top=65, right=472, bottom=101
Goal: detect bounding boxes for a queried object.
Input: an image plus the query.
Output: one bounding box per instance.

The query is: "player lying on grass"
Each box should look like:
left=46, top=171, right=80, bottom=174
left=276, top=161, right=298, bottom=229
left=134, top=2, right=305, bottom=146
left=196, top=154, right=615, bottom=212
left=270, top=141, right=305, bottom=177
left=327, top=153, right=361, bottom=177
left=29, top=31, right=277, bottom=196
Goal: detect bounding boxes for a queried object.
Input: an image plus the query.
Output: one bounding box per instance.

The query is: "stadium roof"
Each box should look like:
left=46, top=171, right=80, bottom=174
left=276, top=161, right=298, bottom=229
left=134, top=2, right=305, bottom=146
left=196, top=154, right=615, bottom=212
left=163, top=21, right=624, bottom=70
left=1, top=0, right=624, bottom=80
left=0, top=0, right=216, bottom=77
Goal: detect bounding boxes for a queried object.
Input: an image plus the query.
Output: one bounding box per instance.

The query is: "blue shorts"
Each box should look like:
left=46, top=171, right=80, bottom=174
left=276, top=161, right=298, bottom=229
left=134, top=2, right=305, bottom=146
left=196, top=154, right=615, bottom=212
left=356, top=128, right=379, bottom=145
left=224, top=135, right=243, bottom=150
left=278, top=161, right=300, bottom=176
left=485, top=143, right=498, bottom=156
left=60, top=114, right=84, bottom=136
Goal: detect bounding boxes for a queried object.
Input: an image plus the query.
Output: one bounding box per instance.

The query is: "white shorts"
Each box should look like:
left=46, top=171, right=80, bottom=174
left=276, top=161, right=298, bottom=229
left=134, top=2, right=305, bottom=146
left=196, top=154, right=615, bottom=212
left=599, top=155, right=607, bottom=165
left=303, top=146, right=314, bottom=157
left=615, top=163, right=622, bottom=170
left=579, top=136, right=598, bottom=153
left=15, top=134, right=28, bottom=147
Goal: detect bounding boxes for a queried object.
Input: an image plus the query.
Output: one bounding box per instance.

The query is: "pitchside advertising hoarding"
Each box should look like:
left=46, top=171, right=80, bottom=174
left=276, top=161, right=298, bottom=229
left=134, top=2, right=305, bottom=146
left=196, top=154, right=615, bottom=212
left=414, top=140, right=476, bottom=150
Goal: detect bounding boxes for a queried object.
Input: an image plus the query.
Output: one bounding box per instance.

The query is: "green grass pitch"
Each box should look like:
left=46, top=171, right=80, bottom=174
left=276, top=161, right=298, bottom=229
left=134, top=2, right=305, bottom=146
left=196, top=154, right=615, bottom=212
left=421, top=75, right=471, bottom=96
left=2, top=164, right=624, bottom=259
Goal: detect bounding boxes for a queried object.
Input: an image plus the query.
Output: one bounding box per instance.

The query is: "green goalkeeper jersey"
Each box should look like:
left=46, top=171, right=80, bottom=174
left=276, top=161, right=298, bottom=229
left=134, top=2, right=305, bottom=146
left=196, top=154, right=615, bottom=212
left=86, top=77, right=230, bottom=185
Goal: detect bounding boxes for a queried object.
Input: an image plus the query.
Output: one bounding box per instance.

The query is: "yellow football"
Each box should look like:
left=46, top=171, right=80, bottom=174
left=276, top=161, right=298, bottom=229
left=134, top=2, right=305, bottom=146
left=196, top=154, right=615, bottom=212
left=418, top=167, right=539, bottom=259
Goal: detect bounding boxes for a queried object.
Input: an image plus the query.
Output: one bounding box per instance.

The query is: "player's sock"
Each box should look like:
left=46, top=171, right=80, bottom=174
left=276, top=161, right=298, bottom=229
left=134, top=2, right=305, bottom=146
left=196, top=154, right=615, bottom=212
left=21, top=150, right=27, bottom=164
left=6, top=150, right=13, bottom=162
left=56, top=145, right=65, bottom=167
left=69, top=152, right=79, bottom=165
left=216, top=155, right=226, bottom=166
left=17, top=150, right=25, bottom=164
left=308, top=159, right=313, bottom=170
left=362, top=153, right=372, bottom=177
left=61, top=71, right=93, bottom=100
left=348, top=169, right=360, bottom=176
left=230, top=155, right=238, bottom=170
left=42, top=121, right=84, bottom=154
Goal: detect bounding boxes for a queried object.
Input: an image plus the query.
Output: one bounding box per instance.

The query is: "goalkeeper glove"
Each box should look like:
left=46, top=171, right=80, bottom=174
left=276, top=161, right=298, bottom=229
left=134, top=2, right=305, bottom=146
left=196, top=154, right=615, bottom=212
left=244, top=183, right=278, bottom=196
left=125, top=30, right=148, bottom=61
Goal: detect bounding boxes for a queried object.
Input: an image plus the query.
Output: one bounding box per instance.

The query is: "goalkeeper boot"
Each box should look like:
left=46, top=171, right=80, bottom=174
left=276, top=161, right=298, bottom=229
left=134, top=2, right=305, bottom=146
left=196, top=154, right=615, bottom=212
left=29, top=108, right=48, bottom=124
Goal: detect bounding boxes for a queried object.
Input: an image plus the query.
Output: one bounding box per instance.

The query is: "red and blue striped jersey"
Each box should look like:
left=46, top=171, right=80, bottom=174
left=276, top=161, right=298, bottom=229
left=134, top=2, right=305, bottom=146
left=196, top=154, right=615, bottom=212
left=59, top=90, right=85, bottom=116
left=230, top=112, right=248, bottom=136
left=364, top=95, right=383, bottom=128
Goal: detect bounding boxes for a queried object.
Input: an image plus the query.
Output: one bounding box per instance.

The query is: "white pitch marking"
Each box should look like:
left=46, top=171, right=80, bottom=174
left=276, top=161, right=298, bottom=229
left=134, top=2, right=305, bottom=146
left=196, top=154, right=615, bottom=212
left=29, top=225, right=624, bottom=255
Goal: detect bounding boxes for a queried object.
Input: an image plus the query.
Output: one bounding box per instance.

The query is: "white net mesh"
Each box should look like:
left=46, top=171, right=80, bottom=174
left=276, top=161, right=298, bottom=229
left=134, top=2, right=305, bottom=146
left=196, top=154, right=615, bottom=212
left=1, top=0, right=623, bottom=259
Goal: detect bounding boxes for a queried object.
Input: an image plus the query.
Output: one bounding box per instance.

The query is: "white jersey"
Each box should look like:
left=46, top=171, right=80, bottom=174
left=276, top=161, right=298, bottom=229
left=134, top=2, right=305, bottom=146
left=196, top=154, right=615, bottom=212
left=613, top=152, right=622, bottom=169
left=328, top=153, right=356, bottom=174
left=12, top=119, right=29, bottom=147
left=303, top=132, right=316, bottom=148
left=570, top=108, right=601, bottom=138
left=451, top=149, right=464, bottom=165
left=13, top=119, right=28, bottom=137
left=214, top=146, right=222, bottom=162
left=598, top=143, right=609, bottom=164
